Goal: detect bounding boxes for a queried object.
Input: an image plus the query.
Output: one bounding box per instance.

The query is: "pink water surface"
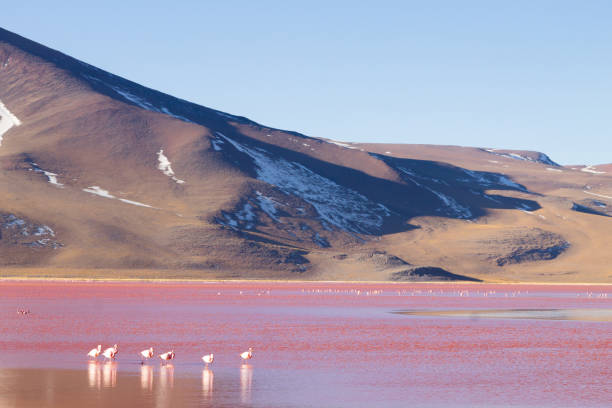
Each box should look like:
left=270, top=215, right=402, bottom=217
left=0, top=281, right=610, bottom=407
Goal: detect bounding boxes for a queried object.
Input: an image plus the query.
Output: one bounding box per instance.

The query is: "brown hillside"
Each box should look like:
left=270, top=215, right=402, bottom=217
left=1, top=27, right=610, bottom=282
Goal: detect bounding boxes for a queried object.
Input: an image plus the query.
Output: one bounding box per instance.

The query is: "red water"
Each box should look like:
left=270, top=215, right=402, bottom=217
left=0, top=281, right=610, bottom=407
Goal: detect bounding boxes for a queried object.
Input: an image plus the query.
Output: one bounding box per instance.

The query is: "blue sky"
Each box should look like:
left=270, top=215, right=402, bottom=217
left=3, top=1, right=611, bottom=164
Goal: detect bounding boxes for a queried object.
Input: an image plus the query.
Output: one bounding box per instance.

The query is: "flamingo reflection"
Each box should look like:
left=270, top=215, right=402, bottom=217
left=159, top=363, right=174, bottom=389
left=140, top=364, right=153, bottom=391
left=202, top=368, right=214, bottom=399
left=102, top=362, right=117, bottom=388
left=155, top=364, right=174, bottom=408
left=87, top=361, right=101, bottom=389
left=240, top=364, right=253, bottom=404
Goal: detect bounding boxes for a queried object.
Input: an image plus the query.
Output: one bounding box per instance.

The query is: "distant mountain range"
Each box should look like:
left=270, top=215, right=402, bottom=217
left=0, top=27, right=610, bottom=282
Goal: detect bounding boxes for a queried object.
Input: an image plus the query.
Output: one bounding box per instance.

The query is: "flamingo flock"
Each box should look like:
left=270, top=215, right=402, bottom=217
left=87, top=344, right=253, bottom=366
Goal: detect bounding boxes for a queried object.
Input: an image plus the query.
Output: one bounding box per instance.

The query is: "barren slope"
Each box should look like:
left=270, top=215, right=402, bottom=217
left=1, top=27, right=610, bottom=282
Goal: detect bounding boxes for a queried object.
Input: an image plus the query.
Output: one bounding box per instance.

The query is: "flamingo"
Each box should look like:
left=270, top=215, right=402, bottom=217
left=202, top=353, right=214, bottom=366
left=159, top=350, right=175, bottom=364
left=240, top=348, right=253, bottom=362
left=87, top=344, right=102, bottom=360
left=140, top=347, right=154, bottom=364
left=102, top=344, right=118, bottom=361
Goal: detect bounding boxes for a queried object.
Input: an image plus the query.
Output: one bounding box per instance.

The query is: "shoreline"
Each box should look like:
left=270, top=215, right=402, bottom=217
left=0, top=276, right=610, bottom=286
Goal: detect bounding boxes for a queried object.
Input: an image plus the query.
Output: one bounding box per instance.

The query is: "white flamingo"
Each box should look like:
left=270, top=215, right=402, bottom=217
left=202, top=353, right=214, bottom=366
left=87, top=344, right=102, bottom=360
left=140, top=347, right=154, bottom=364
left=159, top=350, right=175, bottom=364
left=240, top=348, right=253, bottom=362
left=102, top=344, right=118, bottom=361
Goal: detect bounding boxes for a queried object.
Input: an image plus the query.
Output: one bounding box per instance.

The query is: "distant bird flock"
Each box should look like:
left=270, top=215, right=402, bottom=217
left=87, top=344, right=253, bottom=366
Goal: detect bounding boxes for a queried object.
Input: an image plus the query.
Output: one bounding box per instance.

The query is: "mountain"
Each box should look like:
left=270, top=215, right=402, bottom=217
left=1, top=27, right=610, bottom=282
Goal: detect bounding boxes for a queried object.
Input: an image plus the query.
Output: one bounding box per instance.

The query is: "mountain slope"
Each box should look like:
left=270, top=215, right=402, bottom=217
left=1, top=27, right=610, bottom=282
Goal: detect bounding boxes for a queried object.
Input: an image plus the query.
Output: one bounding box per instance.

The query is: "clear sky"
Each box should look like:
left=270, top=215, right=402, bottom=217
left=3, top=1, right=611, bottom=164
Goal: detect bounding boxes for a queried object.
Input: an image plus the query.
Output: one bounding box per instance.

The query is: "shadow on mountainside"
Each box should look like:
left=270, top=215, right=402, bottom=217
left=209, top=129, right=541, bottom=237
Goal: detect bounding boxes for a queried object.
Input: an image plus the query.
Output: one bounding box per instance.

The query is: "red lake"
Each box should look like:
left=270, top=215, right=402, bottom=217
left=0, top=281, right=610, bottom=407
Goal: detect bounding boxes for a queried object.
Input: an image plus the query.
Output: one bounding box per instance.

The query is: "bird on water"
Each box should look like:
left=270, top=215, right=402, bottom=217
left=159, top=350, right=175, bottom=364
left=202, top=353, right=214, bottom=367
left=240, top=348, right=253, bottom=362
left=102, top=344, right=118, bottom=361
left=87, top=344, right=102, bottom=360
left=140, top=347, right=154, bottom=364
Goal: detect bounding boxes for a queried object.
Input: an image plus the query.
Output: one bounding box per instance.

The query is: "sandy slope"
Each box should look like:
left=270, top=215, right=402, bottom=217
left=0, top=27, right=610, bottom=282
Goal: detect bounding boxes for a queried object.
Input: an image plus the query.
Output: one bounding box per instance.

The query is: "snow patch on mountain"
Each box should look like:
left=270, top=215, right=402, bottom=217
left=218, top=213, right=239, bottom=229
left=396, top=166, right=449, bottom=186
left=461, top=168, right=524, bottom=191
left=83, top=186, right=115, bottom=199
left=583, top=191, right=612, bottom=200
left=109, top=85, right=191, bottom=121
left=470, top=189, right=501, bottom=203
left=33, top=225, right=55, bottom=236
left=82, top=186, right=156, bottom=209
left=425, top=186, right=472, bottom=219
left=395, top=167, right=471, bottom=218
left=396, top=167, right=423, bottom=187
left=210, top=137, right=225, bottom=151
left=218, top=200, right=259, bottom=230
left=79, top=73, right=192, bottom=122
left=216, top=112, right=239, bottom=120
left=42, top=171, right=61, bottom=186
left=3, top=214, right=25, bottom=228
left=215, top=133, right=390, bottom=234
left=256, top=192, right=280, bottom=221
left=482, top=149, right=559, bottom=166
left=0, top=99, right=21, bottom=147
left=327, top=140, right=358, bottom=150
left=118, top=199, right=153, bottom=208
left=157, top=149, right=185, bottom=184
left=29, top=162, right=63, bottom=187
left=312, top=232, right=330, bottom=248
left=580, top=165, right=606, bottom=175
left=235, top=202, right=256, bottom=223
left=1, top=213, right=61, bottom=249
left=110, top=85, right=156, bottom=110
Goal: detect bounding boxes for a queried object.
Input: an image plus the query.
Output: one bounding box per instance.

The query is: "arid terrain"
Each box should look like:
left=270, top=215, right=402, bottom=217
left=1, top=27, right=611, bottom=282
